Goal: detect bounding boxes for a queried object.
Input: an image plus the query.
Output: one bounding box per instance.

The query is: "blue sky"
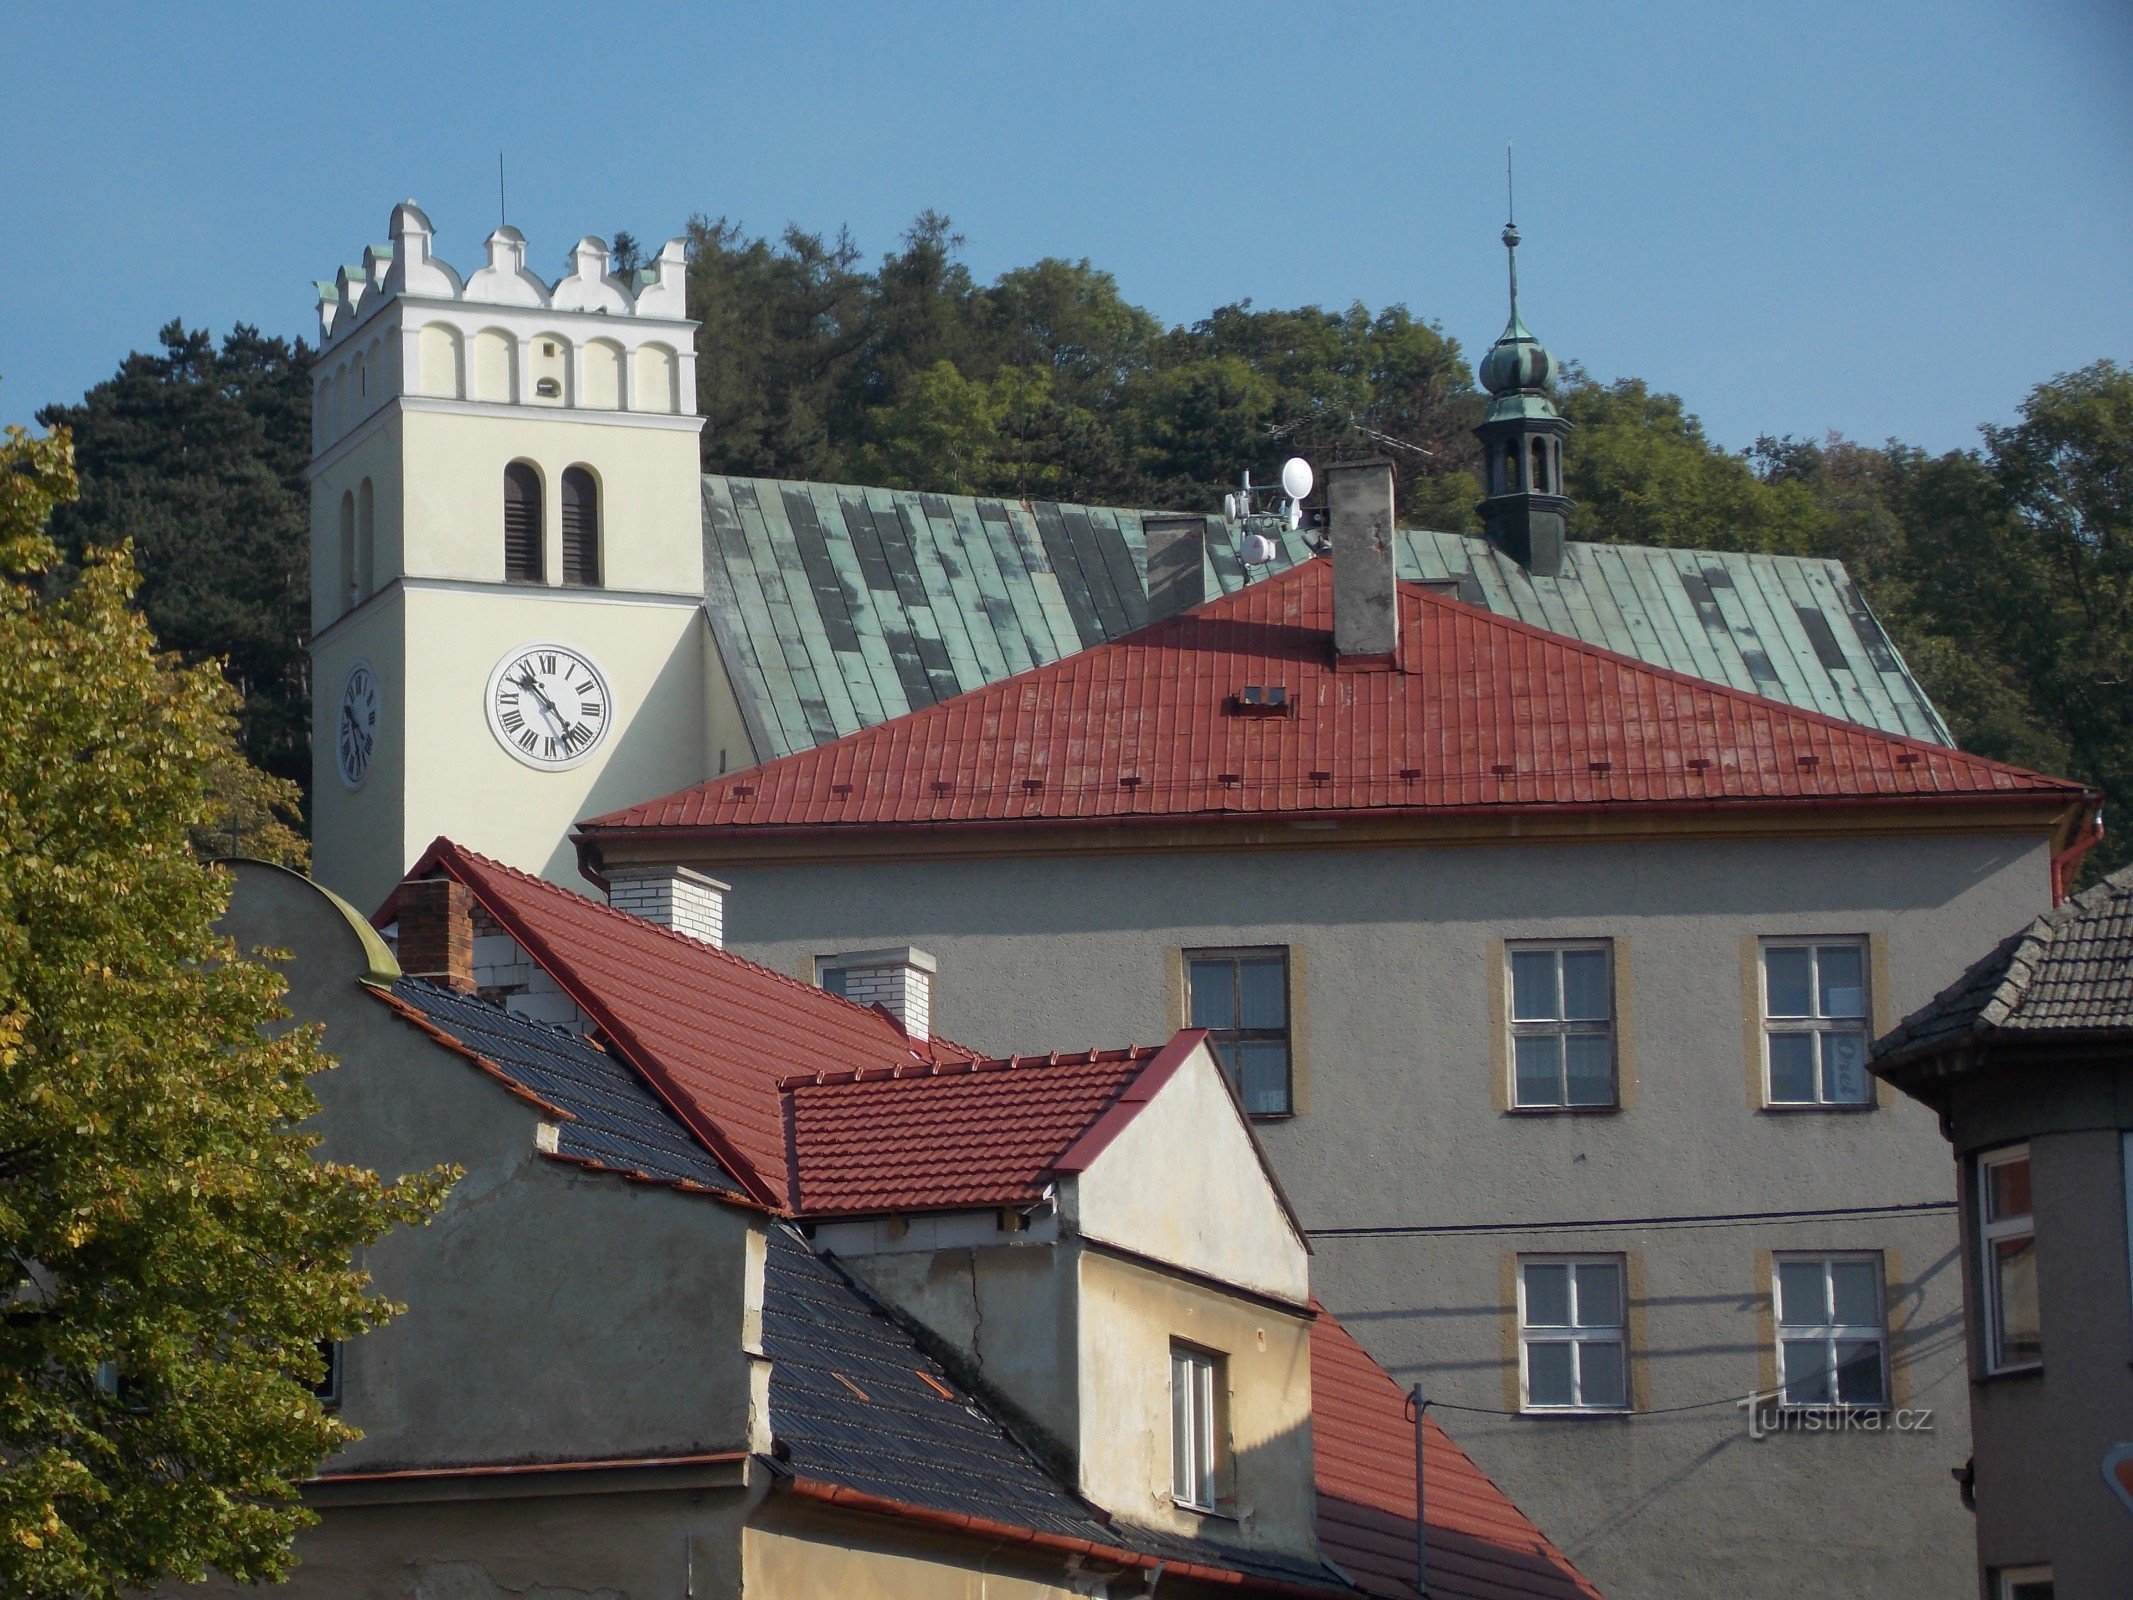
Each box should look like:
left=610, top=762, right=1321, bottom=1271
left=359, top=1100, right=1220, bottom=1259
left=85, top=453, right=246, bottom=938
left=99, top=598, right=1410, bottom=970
left=3, top=2, right=2127, bottom=456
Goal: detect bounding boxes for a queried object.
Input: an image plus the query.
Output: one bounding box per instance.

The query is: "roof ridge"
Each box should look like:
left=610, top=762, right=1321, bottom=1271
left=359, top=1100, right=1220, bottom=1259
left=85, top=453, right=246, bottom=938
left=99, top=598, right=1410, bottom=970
left=421, top=838, right=978, bottom=1058
left=779, top=1043, right=1164, bottom=1093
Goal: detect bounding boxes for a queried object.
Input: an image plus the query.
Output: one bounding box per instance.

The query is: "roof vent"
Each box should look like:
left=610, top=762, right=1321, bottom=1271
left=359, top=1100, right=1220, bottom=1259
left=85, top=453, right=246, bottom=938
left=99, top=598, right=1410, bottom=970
left=1228, top=684, right=1290, bottom=718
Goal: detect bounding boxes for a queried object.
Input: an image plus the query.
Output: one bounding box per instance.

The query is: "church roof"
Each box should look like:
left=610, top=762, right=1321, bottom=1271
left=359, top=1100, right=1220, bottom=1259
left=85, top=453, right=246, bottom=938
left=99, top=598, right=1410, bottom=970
left=699, top=473, right=1953, bottom=762
left=587, top=558, right=2079, bottom=844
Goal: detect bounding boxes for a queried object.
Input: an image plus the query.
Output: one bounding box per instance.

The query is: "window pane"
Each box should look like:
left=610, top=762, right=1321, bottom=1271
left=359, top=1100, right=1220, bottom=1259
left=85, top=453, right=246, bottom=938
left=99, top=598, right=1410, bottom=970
left=1234, top=1041, right=1290, bottom=1116
left=1577, top=1339, right=1626, bottom=1410
left=1195, top=1357, right=1217, bottom=1505
left=1830, top=1261, right=1880, bottom=1328
left=1564, top=1034, right=1614, bottom=1105
left=1237, top=958, right=1287, bottom=1029
left=1778, top=1261, right=1827, bottom=1327
left=1511, top=950, right=1559, bottom=1021
left=820, top=968, right=849, bottom=997
left=1986, top=1155, right=2031, bottom=1223
left=2004, top=1577, right=2055, bottom=1600
left=1834, top=1339, right=1885, bottom=1406
left=1171, top=1351, right=1194, bottom=1499
left=1820, top=1030, right=1871, bottom=1104
left=1817, top=945, right=1865, bottom=1018
left=1514, top=1035, right=1562, bottom=1106
left=1523, top=1263, right=1572, bottom=1326
left=1782, top=1338, right=1832, bottom=1404
left=1188, top=961, right=1235, bottom=1031
left=1575, top=1262, right=1623, bottom=1329
left=1765, top=947, right=1813, bottom=1017
left=1560, top=950, right=1610, bottom=1021
left=1526, top=1341, right=1574, bottom=1406
left=1993, top=1236, right=2042, bottom=1365
left=1768, top=1032, right=1816, bottom=1101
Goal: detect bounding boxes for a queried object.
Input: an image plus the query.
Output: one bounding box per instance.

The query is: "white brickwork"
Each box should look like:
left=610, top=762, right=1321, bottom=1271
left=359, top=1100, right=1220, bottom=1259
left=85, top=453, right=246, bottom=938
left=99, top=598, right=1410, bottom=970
left=817, top=947, right=936, bottom=1043
left=470, top=905, right=591, bottom=1036
left=605, top=866, right=727, bottom=948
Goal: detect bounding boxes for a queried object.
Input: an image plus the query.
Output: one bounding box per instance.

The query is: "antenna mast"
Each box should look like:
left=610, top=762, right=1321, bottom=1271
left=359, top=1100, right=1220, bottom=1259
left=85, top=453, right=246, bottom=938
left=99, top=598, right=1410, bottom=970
left=498, top=152, right=507, bottom=227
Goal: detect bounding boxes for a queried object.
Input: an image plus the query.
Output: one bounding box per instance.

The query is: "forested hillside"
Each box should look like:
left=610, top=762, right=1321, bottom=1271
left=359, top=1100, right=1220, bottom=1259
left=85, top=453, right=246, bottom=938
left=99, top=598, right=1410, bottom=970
left=36, top=215, right=2133, bottom=874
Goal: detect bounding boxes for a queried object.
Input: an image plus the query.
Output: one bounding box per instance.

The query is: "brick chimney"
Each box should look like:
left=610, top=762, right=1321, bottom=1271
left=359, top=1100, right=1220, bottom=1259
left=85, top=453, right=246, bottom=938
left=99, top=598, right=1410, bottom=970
left=397, top=877, right=474, bottom=993
left=1326, top=459, right=1399, bottom=661
left=816, top=946, right=936, bottom=1043
left=605, top=864, right=728, bottom=948
left=1144, top=514, right=1208, bottom=622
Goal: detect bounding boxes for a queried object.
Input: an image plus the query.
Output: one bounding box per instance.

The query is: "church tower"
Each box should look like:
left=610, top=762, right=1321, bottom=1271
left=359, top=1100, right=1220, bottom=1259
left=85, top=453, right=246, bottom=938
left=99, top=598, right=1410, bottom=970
left=308, top=202, right=726, bottom=912
left=1473, top=218, right=1573, bottom=577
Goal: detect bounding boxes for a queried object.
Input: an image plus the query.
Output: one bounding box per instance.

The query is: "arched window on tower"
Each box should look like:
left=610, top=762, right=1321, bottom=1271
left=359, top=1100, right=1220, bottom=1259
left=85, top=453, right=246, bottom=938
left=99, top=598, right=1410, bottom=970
left=1531, top=438, right=1550, bottom=495
left=504, top=461, right=544, bottom=582
left=1504, top=440, right=1521, bottom=492
left=561, top=466, right=600, bottom=587
left=356, top=478, right=375, bottom=598
left=338, top=491, right=357, bottom=609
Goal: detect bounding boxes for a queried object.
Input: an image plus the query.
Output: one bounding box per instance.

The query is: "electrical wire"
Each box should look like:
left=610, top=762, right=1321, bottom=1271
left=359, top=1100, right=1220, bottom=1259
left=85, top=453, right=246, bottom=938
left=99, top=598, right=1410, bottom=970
left=1309, top=1198, right=1955, bottom=1241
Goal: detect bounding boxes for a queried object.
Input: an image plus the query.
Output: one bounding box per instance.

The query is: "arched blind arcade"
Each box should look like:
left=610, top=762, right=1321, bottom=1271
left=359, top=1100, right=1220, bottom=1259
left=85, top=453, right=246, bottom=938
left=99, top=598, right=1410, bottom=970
left=504, top=462, right=544, bottom=582
left=561, top=466, right=600, bottom=587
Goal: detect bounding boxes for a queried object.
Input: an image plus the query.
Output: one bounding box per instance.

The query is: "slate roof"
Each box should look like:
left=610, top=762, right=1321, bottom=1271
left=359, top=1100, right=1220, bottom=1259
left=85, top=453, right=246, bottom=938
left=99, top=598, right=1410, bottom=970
left=764, top=1226, right=1349, bottom=1594
left=381, top=976, right=744, bottom=1196
left=589, top=558, right=2083, bottom=842
left=781, top=1045, right=1169, bottom=1215
left=1874, top=864, right=2133, bottom=1070
left=1311, top=1310, right=1600, bottom=1600
left=380, top=839, right=984, bottom=1208
left=700, top=473, right=1951, bottom=760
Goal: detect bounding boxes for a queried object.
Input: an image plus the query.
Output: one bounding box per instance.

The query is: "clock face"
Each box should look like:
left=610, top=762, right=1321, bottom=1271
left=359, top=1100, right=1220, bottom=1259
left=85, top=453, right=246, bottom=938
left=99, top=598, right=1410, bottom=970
left=337, top=658, right=380, bottom=789
left=485, top=643, right=612, bottom=771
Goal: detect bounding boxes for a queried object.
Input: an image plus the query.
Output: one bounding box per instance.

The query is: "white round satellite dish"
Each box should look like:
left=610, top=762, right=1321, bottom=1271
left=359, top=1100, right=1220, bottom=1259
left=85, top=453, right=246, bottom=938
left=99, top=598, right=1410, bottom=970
left=1280, top=456, right=1314, bottom=501
left=1242, top=532, right=1279, bottom=566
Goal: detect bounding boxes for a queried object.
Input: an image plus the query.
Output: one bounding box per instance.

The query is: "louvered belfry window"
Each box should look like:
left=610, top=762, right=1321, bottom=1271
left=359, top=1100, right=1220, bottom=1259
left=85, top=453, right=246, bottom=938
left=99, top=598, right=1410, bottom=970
left=503, top=461, right=543, bottom=582
left=561, top=466, right=600, bottom=587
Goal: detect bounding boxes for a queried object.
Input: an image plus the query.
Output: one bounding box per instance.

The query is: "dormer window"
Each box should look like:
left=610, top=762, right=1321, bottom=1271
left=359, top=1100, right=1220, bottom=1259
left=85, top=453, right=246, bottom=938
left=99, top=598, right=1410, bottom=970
left=1169, top=1342, right=1227, bottom=1510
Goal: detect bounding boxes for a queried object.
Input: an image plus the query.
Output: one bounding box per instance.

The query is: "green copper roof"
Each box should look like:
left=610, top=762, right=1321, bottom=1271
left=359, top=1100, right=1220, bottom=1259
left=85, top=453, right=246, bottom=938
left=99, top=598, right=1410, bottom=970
left=699, top=474, right=1952, bottom=764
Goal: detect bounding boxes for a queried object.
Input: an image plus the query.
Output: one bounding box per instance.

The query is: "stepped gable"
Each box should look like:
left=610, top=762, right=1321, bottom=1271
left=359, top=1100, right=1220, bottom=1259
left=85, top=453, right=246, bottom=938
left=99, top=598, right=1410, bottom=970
left=1310, top=1309, right=1601, bottom=1600
left=586, top=557, right=2084, bottom=839
left=379, top=839, right=978, bottom=1209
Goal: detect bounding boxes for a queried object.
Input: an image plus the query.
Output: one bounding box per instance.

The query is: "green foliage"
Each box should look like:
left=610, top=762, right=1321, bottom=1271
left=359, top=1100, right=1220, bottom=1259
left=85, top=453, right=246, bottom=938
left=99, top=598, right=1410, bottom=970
left=37, top=325, right=313, bottom=801
left=0, top=427, right=449, bottom=1597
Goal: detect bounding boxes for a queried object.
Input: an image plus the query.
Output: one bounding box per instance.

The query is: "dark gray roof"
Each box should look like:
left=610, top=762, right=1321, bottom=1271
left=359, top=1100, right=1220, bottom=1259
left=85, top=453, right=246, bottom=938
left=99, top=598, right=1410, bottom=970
left=1874, top=865, right=2133, bottom=1066
left=764, top=1229, right=1348, bottom=1593
left=388, top=978, right=744, bottom=1195
left=701, top=474, right=1952, bottom=762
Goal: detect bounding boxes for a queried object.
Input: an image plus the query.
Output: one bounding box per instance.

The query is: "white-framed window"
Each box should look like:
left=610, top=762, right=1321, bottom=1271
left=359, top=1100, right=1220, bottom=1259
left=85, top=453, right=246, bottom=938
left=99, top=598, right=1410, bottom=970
left=1774, top=1253, right=1887, bottom=1407
left=1508, top=941, right=1615, bottom=1108
left=312, top=1339, right=343, bottom=1408
left=1994, top=1565, right=2053, bottom=1600
left=1169, top=1342, right=1225, bottom=1509
left=1186, top=948, right=1292, bottom=1117
left=1760, top=938, right=1872, bottom=1106
left=1978, top=1144, right=2041, bottom=1372
left=1517, top=1256, right=1628, bottom=1412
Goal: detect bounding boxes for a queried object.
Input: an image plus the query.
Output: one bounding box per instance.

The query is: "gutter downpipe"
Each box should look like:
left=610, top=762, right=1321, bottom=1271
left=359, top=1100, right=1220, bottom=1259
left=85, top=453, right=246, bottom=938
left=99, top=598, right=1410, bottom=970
left=2050, top=802, right=2105, bottom=903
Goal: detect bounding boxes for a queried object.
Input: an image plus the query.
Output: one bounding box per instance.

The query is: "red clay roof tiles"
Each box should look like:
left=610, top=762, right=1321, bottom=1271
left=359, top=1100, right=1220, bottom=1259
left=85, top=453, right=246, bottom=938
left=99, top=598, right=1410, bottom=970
left=1311, top=1308, right=1600, bottom=1600
left=387, top=839, right=980, bottom=1208
left=585, top=558, right=2083, bottom=841
left=783, top=1046, right=1165, bottom=1215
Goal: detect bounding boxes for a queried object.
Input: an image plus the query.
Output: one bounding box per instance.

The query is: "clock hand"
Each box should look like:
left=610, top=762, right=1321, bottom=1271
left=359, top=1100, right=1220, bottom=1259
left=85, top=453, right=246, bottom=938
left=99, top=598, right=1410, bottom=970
left=514, top=672, right=568, bottom=735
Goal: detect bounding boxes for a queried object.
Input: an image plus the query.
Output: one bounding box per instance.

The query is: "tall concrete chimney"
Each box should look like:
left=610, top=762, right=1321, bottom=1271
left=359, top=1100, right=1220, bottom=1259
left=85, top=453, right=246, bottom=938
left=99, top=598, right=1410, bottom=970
left=1144, top=514, right=1208, bottom=622
left=1326, top=459, right=1399, bottom=660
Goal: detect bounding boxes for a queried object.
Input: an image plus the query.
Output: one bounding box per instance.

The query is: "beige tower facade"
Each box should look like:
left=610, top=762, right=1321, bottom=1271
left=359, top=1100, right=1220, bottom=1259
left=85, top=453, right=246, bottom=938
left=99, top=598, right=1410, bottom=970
left=308, top=203, right=749, bottom=912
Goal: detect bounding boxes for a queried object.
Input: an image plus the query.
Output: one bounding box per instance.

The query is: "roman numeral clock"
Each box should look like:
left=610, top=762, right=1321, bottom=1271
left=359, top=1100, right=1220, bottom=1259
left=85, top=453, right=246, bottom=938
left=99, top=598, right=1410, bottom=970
left=485, top=643, right=613, bottom=771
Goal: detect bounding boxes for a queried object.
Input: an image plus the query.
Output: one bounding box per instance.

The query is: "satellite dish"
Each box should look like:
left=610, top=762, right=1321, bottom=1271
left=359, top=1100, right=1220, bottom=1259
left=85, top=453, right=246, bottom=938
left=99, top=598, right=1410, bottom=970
left=1223, top=493, right=1240, bottom=521
left=1280, top=456, right=1314, bottom=501
left=1241, top=532, right=1280, bottom=566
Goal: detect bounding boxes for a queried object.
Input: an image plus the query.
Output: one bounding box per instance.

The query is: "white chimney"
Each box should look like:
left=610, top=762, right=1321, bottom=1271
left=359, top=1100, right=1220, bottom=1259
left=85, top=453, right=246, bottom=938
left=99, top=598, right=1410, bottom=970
left=816, top=946, right=936, bottom=1043
left=1327, top=458, right=1399, bottom=660
left=605, top=865, right=728, bottom=948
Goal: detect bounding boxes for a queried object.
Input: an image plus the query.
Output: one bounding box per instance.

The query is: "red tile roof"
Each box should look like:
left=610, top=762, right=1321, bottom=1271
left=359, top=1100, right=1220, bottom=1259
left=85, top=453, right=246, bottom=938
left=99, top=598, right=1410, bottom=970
left=385, top=839, right=982, bottom=1209
left=1311, top=1308, right=1601, bottom=1600
left=782, top=1045, right=1170, bottom=1215
left=584, top=559, right=2084, bottom=843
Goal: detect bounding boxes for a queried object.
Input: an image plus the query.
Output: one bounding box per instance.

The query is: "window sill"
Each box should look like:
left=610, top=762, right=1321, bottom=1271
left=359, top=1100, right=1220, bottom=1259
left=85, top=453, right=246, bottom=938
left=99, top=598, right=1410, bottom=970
left=1758, top=1101, right=1878, bottom=1115
left=1170, top=1497, right=1239, bottom=1522
left=1505, top=1103, right=1622, bottom=1117
left=1247, top=1111, right=1297, bottom=1123
left=1977, top=1362, right=2044, bottom=1384
left=1518, top=1407, right=1634, bottom=1420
